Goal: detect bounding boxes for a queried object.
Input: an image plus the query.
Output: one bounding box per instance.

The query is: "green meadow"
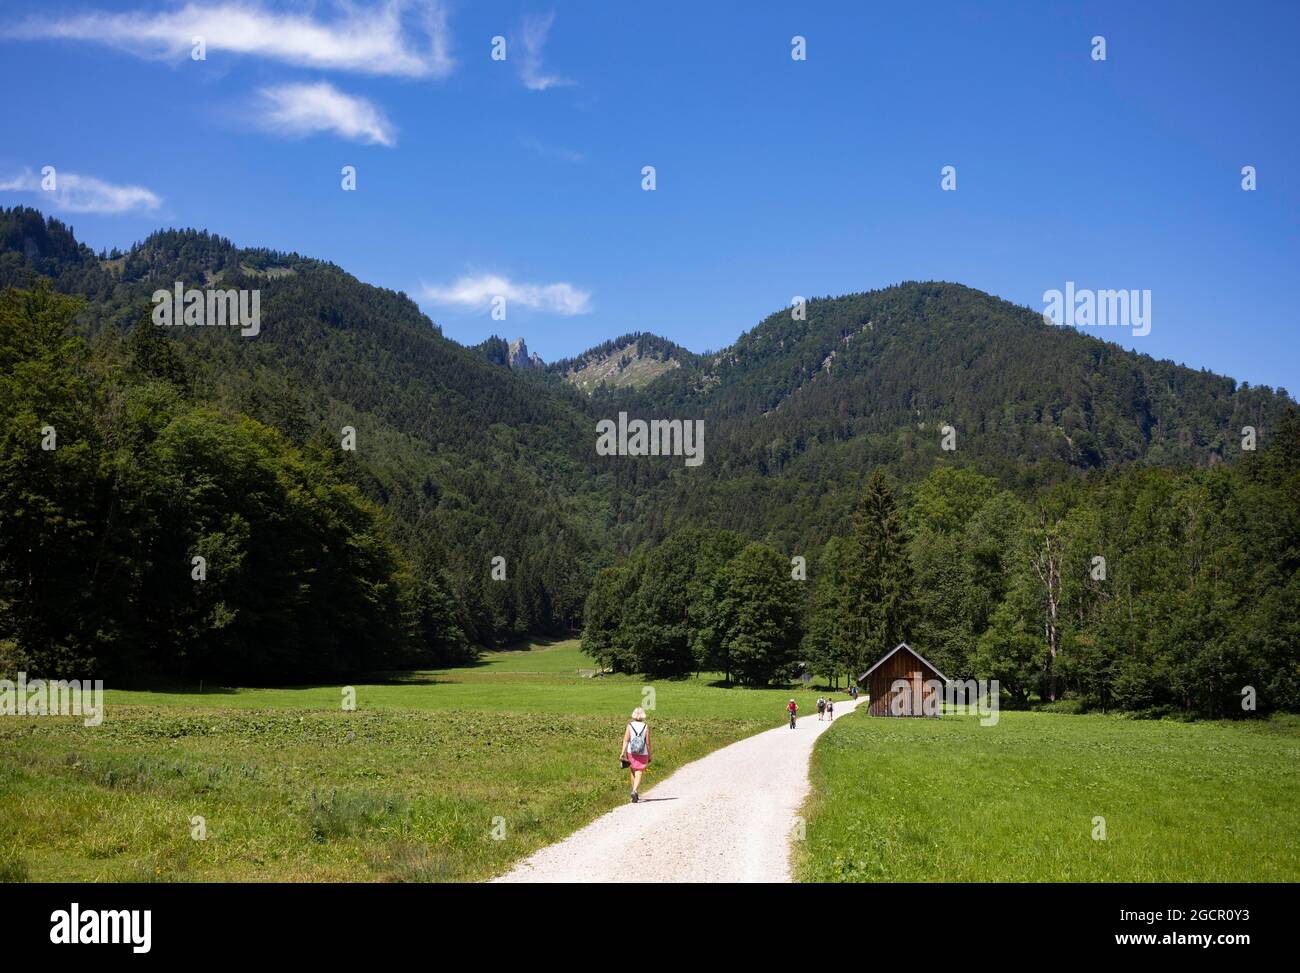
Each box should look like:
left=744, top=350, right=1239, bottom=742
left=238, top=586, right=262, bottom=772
left=0, top=640, right=807, bottom=882
left=797, top=708, right=1300, bottom=882
left=4, top=640, right=1296, bottom=883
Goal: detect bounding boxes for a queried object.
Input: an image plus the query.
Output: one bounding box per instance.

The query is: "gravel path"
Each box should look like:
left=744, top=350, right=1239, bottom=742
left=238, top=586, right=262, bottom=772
left=494, top=697, right=862, bottom=883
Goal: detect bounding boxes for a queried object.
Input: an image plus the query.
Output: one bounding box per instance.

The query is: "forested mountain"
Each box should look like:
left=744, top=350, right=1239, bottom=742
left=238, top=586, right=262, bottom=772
left=2, top=207, right=1294, bottom=712
left=0, top=207, right=608, bottom=672
left=591, top=284, right=1291, bottom=553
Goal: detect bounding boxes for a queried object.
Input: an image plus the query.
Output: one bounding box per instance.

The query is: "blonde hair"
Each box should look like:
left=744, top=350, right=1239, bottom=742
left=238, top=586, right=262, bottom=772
left=631, top=707, right=647, bottom=721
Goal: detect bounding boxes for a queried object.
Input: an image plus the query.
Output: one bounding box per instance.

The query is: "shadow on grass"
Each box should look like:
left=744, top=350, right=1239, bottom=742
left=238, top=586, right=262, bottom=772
left=353, top=671, right=462, bottom=687
left=488, top=635, right=570, bottom=654
left=440, top=635, right=575, bottom=670
left=113, top=671, right=463, bottom=695
left=111, top=680, right=239, bottom=696
left=700, top=677, right=854, bottom=692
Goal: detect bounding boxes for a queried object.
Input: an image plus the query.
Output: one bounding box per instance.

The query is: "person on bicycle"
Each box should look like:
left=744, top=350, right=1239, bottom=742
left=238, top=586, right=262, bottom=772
left=787, top=698, right=798, bottom=729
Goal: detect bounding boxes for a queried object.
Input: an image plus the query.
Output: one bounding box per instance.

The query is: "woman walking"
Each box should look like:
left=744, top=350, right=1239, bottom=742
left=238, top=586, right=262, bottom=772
left=620, top=707, right=652, bottom=803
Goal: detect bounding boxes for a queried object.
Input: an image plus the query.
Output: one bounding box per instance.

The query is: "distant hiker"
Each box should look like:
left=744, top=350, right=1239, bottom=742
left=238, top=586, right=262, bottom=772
left=849, top=685, right=859, bottom=701
left=816, top=697, right=826, bottom=721
left=787, top=699, right=798, bottom=729
left=826, top=698, right=835, bottom=720
left=621, top=707, right=652, bottom=803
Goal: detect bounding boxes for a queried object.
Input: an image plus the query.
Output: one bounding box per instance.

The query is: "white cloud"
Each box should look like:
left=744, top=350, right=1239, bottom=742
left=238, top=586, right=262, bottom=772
left=422, top=274, right=592, bottom=315
left=520, top=137, right=585, bottom=163
left=0, top=168, right=161, bottom=214
left=256, top=82, right=396, bottom=146
left=517, top=11, right=571, bottom=91
left=8, top=0, right=454, bottom=79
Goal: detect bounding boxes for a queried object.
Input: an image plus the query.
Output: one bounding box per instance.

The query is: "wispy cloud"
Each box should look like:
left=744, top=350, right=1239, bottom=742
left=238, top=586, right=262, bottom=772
left=0, top=168, right=161, bottom=214
left=7, top=0, right=454, bottom=79
left=520, top=137, right=585, bottom=163
left=517, top=11, right=571, bottom=91
left=255, top=82, right=397, bottom=146
left=422, top=274, right=592, bottom=315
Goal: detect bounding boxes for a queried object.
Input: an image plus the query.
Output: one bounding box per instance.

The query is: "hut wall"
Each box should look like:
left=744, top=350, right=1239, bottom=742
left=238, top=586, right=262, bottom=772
left=868, top=649, right=941, bottom=717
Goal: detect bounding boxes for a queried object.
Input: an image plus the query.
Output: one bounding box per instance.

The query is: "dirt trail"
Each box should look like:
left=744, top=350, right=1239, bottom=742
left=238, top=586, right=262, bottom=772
left=494, top=697, right=861, bottom=883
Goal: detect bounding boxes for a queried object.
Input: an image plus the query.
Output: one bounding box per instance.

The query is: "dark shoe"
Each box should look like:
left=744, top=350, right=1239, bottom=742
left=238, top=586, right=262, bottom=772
left=632, top=792, right=639, bottom=803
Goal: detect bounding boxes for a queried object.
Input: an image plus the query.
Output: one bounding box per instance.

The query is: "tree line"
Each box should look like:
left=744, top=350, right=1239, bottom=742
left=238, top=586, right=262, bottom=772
left=0, top=282, right=469, bottom=682
left=584, top=432, right=1300, bottom=717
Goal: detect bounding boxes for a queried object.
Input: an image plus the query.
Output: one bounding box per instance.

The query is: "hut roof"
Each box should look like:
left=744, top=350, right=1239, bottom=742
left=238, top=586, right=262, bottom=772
left=859, top=642, right=950, bottom=684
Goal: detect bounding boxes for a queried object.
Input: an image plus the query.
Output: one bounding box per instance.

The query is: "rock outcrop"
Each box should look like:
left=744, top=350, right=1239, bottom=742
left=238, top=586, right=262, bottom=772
left=508, top=337, right=544, bottom=370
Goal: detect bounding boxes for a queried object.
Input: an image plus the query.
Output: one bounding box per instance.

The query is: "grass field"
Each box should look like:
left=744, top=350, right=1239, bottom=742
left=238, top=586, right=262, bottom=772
left=0, top=640, right=814, bottom=882
left=5, top=641, right=1296, bottom=883
left=95, top=640, right=816, bottom=720
left=796, top=708, right=1300, bottom=882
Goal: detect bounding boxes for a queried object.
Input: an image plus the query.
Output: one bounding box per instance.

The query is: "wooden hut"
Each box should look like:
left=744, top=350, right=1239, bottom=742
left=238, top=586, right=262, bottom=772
left=859, top=643, right=948, bottom=717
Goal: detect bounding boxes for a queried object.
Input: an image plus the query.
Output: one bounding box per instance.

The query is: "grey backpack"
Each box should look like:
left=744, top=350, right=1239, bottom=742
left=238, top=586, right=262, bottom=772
left=627, top=721, right=648, bottom=755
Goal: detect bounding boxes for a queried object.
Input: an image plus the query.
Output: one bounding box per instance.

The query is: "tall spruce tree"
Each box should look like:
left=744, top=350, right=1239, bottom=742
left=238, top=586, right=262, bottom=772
left=802, top=536, right=854, bottom=687
left=841, top=471, right=915, bottom=678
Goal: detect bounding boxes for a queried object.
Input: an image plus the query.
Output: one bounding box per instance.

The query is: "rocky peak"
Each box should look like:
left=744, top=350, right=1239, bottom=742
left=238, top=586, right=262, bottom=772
left=507, top=337, right=544, bottom=370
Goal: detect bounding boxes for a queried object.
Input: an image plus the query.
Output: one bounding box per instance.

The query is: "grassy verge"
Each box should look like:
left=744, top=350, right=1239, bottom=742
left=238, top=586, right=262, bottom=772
left=795, top=708, right=1300, bottom=882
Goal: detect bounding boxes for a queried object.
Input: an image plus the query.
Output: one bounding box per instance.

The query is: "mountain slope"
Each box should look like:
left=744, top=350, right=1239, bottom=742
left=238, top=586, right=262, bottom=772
left=2, top=208, right=1292, bottom=653
left=0, top=208, right=607, bottom=647
left=593, top=283, right=1291, bottom=550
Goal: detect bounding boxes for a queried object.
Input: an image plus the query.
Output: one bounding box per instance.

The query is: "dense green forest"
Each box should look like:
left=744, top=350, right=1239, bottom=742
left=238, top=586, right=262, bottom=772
left=1, top=207, right=1295, bottom=712
left=0, top=281, right=465, bottom=681
left=1, top=208, right=605, bottom=670
left=585, top=448, right=1300, bottom=717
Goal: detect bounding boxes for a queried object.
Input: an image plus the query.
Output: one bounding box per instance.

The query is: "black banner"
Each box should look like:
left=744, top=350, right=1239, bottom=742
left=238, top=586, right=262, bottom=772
left=0, top=882, right=1286, bottom=958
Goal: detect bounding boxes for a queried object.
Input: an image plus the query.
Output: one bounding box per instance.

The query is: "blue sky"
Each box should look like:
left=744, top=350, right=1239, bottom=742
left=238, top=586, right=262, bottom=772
left=2, top=1, right=1296, bottom=392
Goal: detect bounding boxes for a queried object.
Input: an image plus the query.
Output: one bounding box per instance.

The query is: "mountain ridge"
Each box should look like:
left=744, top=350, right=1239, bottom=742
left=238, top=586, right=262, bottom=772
left=2, top=205, right=1293, bottom=655
left=5, top=207, right=1288, bottom=403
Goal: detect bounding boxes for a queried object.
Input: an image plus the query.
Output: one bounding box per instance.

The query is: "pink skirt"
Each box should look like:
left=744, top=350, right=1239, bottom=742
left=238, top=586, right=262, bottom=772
left=627, top=752, right=650, bottom=772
